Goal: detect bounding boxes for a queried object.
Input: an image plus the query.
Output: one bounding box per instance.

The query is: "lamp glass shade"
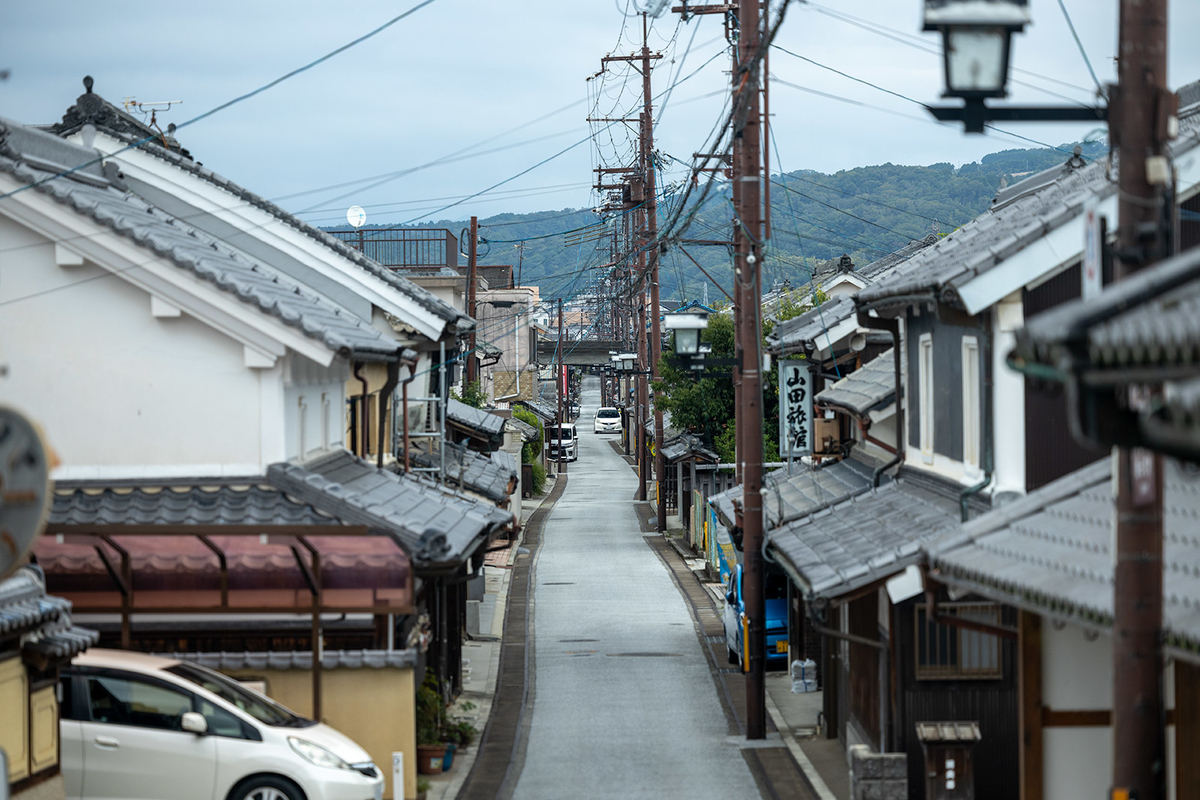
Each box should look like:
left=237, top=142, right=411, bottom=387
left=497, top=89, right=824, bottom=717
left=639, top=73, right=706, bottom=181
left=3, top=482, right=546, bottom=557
left=675, top=328, right=700, bottom=356
left=944, top=27, right=1008, bottom=96
left=623, top=356, right=635, bottom=371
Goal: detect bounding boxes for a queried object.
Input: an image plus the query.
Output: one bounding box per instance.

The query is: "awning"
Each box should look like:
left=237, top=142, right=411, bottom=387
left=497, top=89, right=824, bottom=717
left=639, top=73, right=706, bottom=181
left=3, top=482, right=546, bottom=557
left=709, top=456, right=880, bottom=532
left=929, top=457, right=1200, bottom=663
left=816, top=349, right=896, bottom=420
left=767, top=476, right=958, bottom=602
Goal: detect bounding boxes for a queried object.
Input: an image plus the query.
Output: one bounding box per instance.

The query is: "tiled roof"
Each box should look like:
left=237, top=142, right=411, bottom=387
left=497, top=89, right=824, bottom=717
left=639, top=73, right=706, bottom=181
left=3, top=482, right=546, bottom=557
left=857, top=114, right=1200, bottom=313
left=47, top=85, right=462, bottom=328
left=928, top=458, right=1200, bottom=661
left=816, top=349, right=895, bottom=418
left=446, top=399, right=507, bottom=443
left=707, top=456, right=880, bottom=531
left=268, top=450, right=512, bottom=569
left=0, top=119, right=399, bottom=361
left=515, top=399, right=558, bottom=424
left=0, top=567, right=97, bottom=661
left=506, top=416, right=539, bottom=442
left=1015, top=244, right=1200, bottom=372
left=661, top=433, right=719, bottom=464
left=709, top=486, right=740, bottom=530
left=409, top=442, right=517, bottom=503
left=50, top=483, right=339, bottom=528
left=166, top=649, right=418, bottom=671
left=768, top=477, right=959, bottom=600
left=767, top=295, right=857, bottom=354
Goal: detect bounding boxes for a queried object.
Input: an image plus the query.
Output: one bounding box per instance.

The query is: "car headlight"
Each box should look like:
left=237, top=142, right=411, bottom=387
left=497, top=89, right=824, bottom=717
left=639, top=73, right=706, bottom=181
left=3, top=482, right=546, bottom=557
left=289, top=737, right=351, bottom=770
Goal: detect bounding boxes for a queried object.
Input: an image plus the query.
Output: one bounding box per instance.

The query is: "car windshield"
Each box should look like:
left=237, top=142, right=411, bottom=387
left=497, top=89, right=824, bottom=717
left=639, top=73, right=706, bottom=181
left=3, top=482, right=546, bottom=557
left=597, top=409, right=619, bottom=419
left=164, top=663, right=314, bottom=728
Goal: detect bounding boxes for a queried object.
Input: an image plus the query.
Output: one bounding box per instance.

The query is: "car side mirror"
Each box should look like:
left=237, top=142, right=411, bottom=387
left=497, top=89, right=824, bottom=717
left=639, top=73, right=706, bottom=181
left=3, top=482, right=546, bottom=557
left=181, top=711, right=208, bottom=735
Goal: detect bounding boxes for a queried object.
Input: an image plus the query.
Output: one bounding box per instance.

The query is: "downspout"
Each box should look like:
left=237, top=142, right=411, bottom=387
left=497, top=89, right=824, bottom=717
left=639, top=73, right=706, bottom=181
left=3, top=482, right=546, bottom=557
left=377, top=353, right=409, bottom=468
left=960, top=323, right=994, bottom=522
left=354, top=362, right=370, bottom=459
left=400, top=359, right=418, bottom=474
left=855, top=416, right=897, bottom=455
left=855, top=311, right=904, bottom=487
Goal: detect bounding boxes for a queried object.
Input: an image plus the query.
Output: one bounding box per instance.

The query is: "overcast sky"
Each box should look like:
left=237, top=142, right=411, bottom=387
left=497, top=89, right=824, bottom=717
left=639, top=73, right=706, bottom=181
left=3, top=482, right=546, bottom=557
left=4, top=1, right=1199, bottom=229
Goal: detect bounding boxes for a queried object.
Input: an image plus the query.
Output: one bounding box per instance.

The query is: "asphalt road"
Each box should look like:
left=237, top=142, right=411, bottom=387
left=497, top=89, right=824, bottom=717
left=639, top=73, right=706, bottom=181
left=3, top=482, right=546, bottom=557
left=511, top=378, right=760, bottom=799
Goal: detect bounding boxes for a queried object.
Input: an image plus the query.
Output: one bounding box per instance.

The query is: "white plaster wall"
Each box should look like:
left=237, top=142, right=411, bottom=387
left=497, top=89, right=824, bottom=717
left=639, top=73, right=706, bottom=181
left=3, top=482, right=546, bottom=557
left=1043, top=622, right=1112, bottom=709
left=991, top=296, right=1026, bottom=496
left=1043, top=727, right=1112, bottom=800
left=283, top=355, right=349, bottom=461
left=0, top=217, right=267, bottom=478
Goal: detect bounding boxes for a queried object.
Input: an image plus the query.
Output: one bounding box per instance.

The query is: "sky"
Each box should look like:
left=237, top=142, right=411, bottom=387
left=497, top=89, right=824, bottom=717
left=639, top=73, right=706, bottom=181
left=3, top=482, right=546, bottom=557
left=3, top=0, right=1199, bottom=230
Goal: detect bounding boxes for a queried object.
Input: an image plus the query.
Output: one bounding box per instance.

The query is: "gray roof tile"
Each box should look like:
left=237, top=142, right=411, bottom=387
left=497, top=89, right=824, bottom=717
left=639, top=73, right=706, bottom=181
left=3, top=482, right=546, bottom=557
left=816, top=349, right=896, bottom=418
left=446, top=399, right=507, bottom=442
left=929, top=458, right=1200, bottom=659
left=409, top=442, right=517, bottom=503
left=661, top=433, right=719, bottom=463
left=47, top=87, right=462, bottom=328
left=0, top=119, right=398, bottom=360
left=165, top=648, right=418, bottom=671
left=709, top=456, right=880, bottom=531
left=769, top=478, right=959, bottom=600
left=0, top=567, right=97, bottom=660
left=506, top=416, right=539, bottom=442
left=50, top=483, right=339, bottom=528
left=858, top=116, right=1200, bottom=312
left=269, top=450, right=512, bottom=569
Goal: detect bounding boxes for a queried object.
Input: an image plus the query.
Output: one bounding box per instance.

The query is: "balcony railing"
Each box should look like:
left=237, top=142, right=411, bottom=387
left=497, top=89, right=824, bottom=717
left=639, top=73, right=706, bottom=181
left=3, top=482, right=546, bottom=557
left=327, top=227, right=459, bottom=269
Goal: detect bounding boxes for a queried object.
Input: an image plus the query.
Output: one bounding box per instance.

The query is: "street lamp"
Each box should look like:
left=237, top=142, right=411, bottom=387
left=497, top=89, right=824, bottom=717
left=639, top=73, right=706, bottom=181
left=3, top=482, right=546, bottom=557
left=664, top=311, right=708, bottom=356
left=923, top=0, right=1104, bottom=133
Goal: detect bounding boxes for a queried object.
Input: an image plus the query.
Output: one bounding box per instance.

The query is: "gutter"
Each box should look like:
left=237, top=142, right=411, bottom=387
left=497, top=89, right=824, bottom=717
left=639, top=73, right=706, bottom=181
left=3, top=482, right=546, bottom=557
left=353, top=362, right=370, bottom=459
left=855, top=310, right=904, bottom=487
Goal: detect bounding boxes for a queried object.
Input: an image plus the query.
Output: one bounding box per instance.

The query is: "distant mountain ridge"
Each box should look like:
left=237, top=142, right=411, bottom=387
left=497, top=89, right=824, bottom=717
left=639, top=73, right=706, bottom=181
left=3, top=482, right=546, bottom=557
left=322, top=140, right=1105, bottom=301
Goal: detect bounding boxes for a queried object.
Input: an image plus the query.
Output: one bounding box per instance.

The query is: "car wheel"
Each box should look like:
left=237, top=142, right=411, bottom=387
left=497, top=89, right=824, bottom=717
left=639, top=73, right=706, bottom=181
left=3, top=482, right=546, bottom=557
left=728, top=646, right=739, bottom=665
left=229, top=776, right=303, bottom=800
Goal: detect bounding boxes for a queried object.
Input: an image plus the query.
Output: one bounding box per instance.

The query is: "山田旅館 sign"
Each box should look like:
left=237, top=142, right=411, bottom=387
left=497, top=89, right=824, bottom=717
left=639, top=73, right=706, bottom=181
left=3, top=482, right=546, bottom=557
left=778, top=360, right=812, bottom=458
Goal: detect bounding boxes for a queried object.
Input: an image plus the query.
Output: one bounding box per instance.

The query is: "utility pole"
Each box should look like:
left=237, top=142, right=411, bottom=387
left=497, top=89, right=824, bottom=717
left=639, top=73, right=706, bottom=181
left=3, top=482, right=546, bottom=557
left=466, top=216, right=479, bottom=387
left=557, top=297, right=566, bottom=476
left=1111, top=1, right=1171, bottom=797
left=638, top=300, right=649, bottom=501
left=734, top=0, right=767, bottom=740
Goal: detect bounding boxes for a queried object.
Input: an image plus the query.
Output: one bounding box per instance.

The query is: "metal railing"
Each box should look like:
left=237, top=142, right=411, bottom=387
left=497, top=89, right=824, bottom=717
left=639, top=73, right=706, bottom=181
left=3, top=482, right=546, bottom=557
left=327, top=227, right=459, bottom=269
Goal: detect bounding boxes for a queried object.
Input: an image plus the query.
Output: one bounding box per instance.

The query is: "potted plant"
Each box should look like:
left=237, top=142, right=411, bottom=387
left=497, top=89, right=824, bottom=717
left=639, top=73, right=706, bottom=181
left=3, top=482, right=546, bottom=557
left=416, top=776, right=431, bottom=800
left=415, top=672, right=447, bottom=775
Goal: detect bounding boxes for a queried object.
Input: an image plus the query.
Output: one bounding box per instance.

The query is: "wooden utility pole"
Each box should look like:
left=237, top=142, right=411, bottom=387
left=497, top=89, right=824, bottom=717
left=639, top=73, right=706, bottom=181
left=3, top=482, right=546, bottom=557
left=466, top=216, right=479, bottom=386
left=557, top=297, right=566, bottom=476
left=734, top=0, right=767, bottom=740
left=1111, top=1, right=1171, bottom=797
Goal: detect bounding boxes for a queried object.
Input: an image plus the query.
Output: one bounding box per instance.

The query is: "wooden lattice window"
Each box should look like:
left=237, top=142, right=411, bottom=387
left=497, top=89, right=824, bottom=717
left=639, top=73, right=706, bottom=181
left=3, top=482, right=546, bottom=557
left=915, top=603, right=1002, bottom=680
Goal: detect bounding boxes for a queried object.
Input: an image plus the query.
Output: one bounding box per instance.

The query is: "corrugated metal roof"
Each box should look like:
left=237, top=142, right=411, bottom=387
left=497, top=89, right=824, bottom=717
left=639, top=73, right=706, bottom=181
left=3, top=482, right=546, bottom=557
left=165, top=649, right=418, bottom=671
left=269, top=450, right=511, bottom=569
left=0, top=119, right=398, bottom=360
left=769, top=478, right=959, bottom=601
left=816, top=349, right=895, bottom=418
left=47, top=87, right=462, bottom=328
left=929, top=457, right=1200, bottom=660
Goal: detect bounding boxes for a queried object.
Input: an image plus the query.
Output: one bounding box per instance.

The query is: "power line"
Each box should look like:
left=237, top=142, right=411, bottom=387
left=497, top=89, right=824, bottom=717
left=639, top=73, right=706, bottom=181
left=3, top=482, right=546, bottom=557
left=1055, top=0, right=1105, bottom=95
left=0, top=0, right=442, bottom=202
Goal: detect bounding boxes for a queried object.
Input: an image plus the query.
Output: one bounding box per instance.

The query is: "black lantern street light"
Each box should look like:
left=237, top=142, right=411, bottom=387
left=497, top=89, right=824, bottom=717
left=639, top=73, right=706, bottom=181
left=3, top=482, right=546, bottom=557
left=923, top=0, right=1106, bottom=133
left=664, top=311, right=709, bottom=375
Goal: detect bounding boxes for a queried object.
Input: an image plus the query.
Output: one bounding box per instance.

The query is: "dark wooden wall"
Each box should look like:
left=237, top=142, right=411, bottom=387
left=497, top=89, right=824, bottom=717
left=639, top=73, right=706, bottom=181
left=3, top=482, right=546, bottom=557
left=894, top=599, right=1019, bottom=800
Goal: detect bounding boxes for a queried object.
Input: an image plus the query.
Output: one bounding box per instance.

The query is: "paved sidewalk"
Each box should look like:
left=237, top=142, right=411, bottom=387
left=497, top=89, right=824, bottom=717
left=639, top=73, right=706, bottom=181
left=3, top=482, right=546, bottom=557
left=424, top=478, right=560, bottom=800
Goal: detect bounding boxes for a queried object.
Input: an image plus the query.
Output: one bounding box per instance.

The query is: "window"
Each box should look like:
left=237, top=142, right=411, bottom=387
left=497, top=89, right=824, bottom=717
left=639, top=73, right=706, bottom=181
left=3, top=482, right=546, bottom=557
left=165, top=663, right=308, bottom=729
left=915, top=603, right=1002, bottom=680
left=962, top=336, right=981, bottom=471
left=918, top=333, right=934, bottom=462
left=86, top=674, right=191, bottom=730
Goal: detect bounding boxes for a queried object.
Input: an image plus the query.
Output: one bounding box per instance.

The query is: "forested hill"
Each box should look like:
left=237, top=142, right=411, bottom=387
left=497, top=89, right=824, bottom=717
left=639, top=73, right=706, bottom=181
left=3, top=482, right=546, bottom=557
left=326, top=140, right=1104, bottom=301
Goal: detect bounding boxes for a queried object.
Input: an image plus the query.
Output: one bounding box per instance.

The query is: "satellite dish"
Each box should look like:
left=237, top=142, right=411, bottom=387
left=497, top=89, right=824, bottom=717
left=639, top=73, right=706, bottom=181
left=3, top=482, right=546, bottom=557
left=347, top=205, right=366, bottom=229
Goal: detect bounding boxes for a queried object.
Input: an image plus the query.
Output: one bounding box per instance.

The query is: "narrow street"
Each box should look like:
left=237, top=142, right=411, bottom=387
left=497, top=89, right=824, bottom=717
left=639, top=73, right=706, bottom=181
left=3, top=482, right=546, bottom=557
left=510, top=378, right=760, bottom=799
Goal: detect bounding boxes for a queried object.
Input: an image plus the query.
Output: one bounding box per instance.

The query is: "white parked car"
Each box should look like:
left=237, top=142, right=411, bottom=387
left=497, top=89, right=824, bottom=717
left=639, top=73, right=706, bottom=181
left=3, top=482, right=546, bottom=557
left=60, top=649, right=384, bottom=800
left=593, top=407, right=622, bottom=434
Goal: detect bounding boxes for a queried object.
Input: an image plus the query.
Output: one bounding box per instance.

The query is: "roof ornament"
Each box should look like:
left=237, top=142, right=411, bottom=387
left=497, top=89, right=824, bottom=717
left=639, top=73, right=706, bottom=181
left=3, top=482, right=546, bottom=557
left=837, top=254, right=855, bottom=273
left=1066, top=144, right=1087, bottom=171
